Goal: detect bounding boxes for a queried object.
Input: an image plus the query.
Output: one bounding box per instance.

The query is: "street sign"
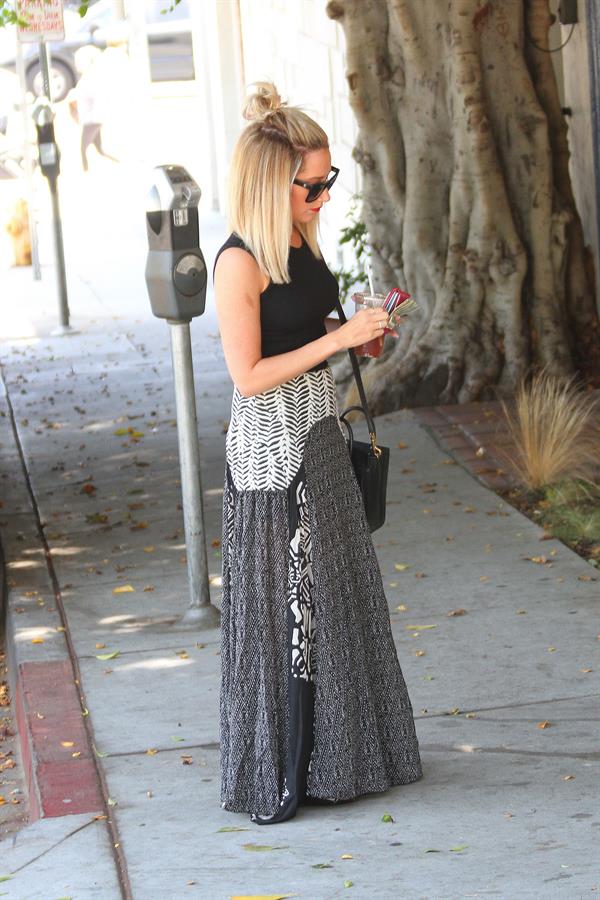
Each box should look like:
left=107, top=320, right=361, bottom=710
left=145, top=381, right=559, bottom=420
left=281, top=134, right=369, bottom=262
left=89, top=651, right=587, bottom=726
left=17, top=0, right=65, bottom=43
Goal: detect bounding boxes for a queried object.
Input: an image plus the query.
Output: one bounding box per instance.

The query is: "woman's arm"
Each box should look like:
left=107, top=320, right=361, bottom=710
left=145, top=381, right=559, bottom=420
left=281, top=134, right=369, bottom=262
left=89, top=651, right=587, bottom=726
left=214, top=248, right=387, bottom=398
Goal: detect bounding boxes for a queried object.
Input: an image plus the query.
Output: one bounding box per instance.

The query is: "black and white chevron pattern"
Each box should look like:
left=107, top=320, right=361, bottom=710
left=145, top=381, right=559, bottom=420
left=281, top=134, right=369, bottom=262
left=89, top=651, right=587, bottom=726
left=226, top=367, right=342, bottom=491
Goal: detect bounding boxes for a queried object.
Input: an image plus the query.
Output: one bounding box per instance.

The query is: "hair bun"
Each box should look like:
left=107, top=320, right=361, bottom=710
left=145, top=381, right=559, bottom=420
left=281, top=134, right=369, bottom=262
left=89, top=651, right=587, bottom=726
left=242, top=81, right=286, bottom=122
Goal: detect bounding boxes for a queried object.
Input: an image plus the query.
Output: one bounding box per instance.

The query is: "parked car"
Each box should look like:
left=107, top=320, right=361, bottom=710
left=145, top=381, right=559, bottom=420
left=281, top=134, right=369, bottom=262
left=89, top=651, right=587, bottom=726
left=0, top=0, right=195, bottom=102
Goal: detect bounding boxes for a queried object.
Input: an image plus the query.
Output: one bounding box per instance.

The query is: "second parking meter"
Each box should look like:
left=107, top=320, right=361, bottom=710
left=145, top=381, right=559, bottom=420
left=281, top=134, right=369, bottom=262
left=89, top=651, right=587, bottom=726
left=32, top=98, right=60, bottom=183
left=144, top=165, right=218, bottom=631
left=145, top=165, right=207, bottom=322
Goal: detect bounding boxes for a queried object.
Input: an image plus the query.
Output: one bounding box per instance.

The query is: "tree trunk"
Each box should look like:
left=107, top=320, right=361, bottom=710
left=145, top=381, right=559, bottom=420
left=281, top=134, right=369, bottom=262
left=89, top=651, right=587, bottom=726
left=327, top=0, right=600, bottom=413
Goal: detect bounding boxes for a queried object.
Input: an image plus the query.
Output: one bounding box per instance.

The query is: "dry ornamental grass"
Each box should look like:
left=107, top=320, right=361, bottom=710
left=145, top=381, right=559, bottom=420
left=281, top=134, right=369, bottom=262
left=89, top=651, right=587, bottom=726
left=501, top=372, right=600, bottom=491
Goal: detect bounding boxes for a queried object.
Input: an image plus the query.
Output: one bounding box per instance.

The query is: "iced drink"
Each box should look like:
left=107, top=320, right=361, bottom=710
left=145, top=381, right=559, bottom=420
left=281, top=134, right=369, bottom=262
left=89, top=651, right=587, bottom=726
left=351, top=292, right=387, bottom=358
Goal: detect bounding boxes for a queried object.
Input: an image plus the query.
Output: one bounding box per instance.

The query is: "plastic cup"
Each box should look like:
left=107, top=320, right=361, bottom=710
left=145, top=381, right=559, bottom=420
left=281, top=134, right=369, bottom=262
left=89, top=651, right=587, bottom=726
left=351, top=292, right=387, bottom=358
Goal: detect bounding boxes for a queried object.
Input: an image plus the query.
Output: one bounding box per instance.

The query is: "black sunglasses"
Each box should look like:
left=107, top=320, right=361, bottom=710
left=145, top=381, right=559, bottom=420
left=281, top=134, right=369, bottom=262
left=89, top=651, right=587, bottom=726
left=292, top=166, right=340, bottom=203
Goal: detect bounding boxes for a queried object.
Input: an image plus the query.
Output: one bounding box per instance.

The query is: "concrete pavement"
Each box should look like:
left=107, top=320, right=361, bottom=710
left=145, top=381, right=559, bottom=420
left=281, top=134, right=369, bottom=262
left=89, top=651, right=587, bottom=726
left=0, top=177, right=599, bottom=898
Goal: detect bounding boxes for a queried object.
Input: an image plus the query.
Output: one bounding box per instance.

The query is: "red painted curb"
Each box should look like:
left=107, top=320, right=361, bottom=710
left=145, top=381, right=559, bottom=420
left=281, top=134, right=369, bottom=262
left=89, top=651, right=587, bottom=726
left=13, top=660, right=103, bottom=820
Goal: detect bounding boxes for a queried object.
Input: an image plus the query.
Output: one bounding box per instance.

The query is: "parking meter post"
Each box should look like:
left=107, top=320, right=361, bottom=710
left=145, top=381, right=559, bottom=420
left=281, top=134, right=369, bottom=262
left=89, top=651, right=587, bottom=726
left=38, top=40, right=52, bottom=101
left=169, top=321, right=214, bottom=626
left=32, top=75, right=75, bottom=335
left=145, top=164, right=219, bottom=630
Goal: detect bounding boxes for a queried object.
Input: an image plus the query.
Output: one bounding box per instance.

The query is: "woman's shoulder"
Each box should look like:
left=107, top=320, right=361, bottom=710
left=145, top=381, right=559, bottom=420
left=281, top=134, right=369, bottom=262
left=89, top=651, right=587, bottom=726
left=213, top=232, right=256, bottom=277
left=213, top=233, right=270, bottom=294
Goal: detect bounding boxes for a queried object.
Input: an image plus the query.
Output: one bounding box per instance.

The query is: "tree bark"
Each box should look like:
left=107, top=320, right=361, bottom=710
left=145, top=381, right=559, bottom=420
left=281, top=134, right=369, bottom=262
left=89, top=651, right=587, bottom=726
left=327, top=0, right=600, bottom=413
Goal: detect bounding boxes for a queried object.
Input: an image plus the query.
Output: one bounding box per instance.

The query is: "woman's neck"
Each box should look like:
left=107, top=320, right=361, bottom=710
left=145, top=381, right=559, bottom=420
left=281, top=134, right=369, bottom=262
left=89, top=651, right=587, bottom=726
left=290, top=226, right=302, bottom=248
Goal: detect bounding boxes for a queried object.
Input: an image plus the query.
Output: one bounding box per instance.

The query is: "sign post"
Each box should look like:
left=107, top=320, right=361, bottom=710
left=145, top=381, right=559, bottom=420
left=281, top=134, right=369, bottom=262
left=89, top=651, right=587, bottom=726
left=17, top=0, right=75, bottom=335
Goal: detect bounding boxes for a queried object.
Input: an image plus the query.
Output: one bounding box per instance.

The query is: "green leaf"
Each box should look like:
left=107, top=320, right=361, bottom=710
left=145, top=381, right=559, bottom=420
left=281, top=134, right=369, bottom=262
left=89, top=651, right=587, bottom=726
left=450, top=844, right=469, bottom=852
left=96, top=651, right=120, bottom=660
left=344, top=881, right=354, bottom=888
left=93, top=744, right=108, bottom=758
left=381, top=813, right=394, bottom=822
left=0, top=877, right=13, bottom=884
left=171, top=735, right=185, bottom=742
left=216, top=826, right=249, bottom=832
left=242, top=843, right=289, bottom=852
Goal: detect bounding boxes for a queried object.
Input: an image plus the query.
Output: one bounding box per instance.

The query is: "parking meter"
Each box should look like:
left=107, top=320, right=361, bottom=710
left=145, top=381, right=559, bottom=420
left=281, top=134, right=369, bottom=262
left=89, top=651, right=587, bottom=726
left=145, top=165, right=207, bottom=322
left=144, top=165, right=218, bottom=630
left=32, top=98, right=60, bottom=183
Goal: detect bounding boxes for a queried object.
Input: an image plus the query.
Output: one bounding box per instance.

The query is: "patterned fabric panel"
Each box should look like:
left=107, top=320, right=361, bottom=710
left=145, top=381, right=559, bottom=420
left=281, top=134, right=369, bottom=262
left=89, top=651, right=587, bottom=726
left=226, top=367, right=342, bottom=491
left=303, top=416, right=424, bottom=800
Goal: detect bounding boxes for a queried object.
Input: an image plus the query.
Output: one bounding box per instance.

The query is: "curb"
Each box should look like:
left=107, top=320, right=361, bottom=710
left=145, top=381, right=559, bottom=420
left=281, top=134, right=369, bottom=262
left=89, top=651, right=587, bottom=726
left=0, top=375, right=104, bottom=824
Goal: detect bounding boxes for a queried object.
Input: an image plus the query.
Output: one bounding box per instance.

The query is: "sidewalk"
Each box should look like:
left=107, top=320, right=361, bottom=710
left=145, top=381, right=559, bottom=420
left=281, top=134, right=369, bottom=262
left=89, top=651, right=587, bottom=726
left=0, top=201, right=599, bottom=899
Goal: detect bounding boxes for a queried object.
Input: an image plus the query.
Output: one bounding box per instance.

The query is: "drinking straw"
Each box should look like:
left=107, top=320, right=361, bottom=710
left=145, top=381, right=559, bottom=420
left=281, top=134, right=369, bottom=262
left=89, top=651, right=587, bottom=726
left=365, top=260, right=374, bottom=296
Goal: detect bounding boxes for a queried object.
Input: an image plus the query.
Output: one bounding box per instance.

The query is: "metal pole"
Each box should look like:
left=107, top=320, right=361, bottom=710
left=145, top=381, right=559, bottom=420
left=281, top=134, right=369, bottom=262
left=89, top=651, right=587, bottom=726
left=15, top=40, right=41, bottom=280
left=48, top=181, right=70, bottom=329
left=39, top=39, right=74, bottom=335
left=168, top=320, right=219, bottom=628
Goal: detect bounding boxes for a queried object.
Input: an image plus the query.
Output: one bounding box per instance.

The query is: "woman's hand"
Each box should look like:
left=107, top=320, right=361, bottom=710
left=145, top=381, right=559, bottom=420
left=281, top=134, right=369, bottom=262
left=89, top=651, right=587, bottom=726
left=336, top=307, right=389, bottom=351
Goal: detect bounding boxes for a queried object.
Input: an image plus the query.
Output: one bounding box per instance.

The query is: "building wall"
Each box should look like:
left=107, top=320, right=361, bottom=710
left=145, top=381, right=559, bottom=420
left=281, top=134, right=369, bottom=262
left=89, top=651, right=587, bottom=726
left=560, top=0, right=600, bottom=312
left=236, top=0, right=359, bottom=267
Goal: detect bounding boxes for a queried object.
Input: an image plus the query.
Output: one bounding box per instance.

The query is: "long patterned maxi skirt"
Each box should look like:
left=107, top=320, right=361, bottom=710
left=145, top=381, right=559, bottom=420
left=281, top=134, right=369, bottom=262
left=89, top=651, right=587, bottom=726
left=219, top=364, right=423, bottom=816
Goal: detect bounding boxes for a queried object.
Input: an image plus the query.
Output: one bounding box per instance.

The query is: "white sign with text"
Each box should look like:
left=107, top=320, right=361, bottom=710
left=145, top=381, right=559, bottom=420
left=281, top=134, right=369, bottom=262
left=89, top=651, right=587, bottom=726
left=17, top=0, right=65, bottom=43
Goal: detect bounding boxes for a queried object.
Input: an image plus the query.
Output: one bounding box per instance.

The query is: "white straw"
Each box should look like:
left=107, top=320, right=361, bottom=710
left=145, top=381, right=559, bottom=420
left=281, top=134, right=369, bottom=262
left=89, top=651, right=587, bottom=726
left=365, top=260, right=374, bottom=296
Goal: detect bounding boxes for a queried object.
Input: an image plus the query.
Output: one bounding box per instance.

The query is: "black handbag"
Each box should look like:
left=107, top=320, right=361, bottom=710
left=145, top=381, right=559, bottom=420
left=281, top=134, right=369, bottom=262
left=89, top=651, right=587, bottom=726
left=336, top=299, right=390, bottom=532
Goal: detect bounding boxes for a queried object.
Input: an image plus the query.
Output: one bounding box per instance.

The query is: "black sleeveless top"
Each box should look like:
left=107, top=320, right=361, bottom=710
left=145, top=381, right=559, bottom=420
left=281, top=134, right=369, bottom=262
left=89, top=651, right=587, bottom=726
left=213, top=232, right=339, bottom=362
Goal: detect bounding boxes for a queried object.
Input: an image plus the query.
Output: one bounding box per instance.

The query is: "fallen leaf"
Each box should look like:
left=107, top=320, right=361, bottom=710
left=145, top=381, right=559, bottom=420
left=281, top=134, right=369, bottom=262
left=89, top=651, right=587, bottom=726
left=537, top=720, right=551, bottom=728
left=415, top=650, right=425, bottom=657
left=96, top=651, right=120, bottom=661
left=344, top=882, right=354, bottom=889
left=447, top=608, right=467, bottom=616
left=60, top=741, right=74, bottom=748
left=146, top=748, right=158, bottom=755
left=404, top=624, right=437, bottom=631
left=340, top=854, right=353, bottom=859
left=181, top=755, right=193, bottom=765
left=241, top=844, right=289, bottom=852
left=463, top=506, right=476, bottom=513
left=397, top=442, right=408, bottom=449
left=93, top=744, right=108, bottom=758
left=143, top=586, right=155, bottom=592
left=394, top=563, right=409, bottom=571
left=563, top=774, right=575, bottom=781
left=31, top=637, right=44, bottom=644
left=524, top=555, right=549, bottom=565
left=450, top=844, right=469, bottom=852
left=580, top=668, right=592, bottom=673
left=423, top=848, right=441, bottom=853
left=311, top=863, right=333, bottom=869
left=395, top=604, right=407, bottom=612
left=381, top=813, right=394, bottom=822
left=107, top=797, right=118, bottom=806
left=143, top=546, right=155, bottom=553
left=217, top=826, right=250, bottom=832
left=171, top=735, right=185, bottom=742
left=81, top=484, right=96, bottom=495
left=113, top=584, right=135, bottom=594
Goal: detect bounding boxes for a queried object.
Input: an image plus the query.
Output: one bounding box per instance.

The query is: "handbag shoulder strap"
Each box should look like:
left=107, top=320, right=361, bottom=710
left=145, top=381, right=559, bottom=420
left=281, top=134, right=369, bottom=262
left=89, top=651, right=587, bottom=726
left=335, top=298, right=380, bottom=452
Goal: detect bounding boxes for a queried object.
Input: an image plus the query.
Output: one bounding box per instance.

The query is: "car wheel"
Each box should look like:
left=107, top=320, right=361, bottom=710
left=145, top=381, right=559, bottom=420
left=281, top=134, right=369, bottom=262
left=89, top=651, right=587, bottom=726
left=27, top=60, right=75, bottom=103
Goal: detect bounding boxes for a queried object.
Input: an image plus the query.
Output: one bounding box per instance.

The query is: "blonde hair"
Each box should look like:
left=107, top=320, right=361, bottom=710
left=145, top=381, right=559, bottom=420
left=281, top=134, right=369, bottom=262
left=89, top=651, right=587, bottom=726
left=227, top=82, right=329, bottom=284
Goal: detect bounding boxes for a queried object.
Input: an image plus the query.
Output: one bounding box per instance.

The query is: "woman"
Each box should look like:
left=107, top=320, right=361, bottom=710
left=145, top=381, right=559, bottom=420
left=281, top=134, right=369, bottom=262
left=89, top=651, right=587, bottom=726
left=214, top=83, right=423, bottom=825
